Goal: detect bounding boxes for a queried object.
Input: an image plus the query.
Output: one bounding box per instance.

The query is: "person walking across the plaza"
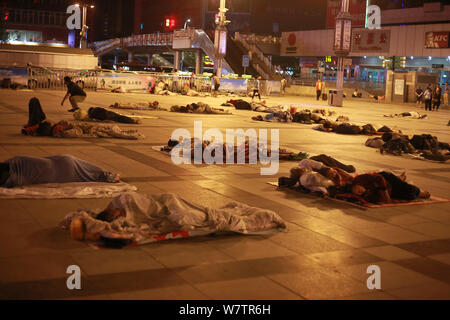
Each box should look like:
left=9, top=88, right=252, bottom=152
left=423, top=85, right=432, bottom=111
left=432, top=83, right=442, bottom=111
left=252, top=76, right=262, bottom=101
left=415, top=86, right=423, bottom=105
left=316, top=79, right=324, bottom=101
left=61, top=76, right=86, bottom=112
left=212, top=73, right=220, bottom=98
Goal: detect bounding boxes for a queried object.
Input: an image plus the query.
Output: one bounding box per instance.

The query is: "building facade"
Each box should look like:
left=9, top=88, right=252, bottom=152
left=280, top=2, right=450, bottom=85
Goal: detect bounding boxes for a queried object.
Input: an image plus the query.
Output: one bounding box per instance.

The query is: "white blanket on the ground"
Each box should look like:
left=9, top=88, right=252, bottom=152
left=0, top=182, right=137, bottom=199
left=60, top=192, right=287, bottom=244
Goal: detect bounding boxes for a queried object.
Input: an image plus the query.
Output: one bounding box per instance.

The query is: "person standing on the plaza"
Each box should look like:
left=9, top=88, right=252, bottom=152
left=432, top=83, right=442, bottom=111
left=212, top=73, right=220, bottom=98
left=316, top=79, right=324, bottom=101
left=281, top=78, right=287, bottom=95
left=61, top=76, right=86, bottom=113
left=423, top=85, right=432, bottom=111
left=444, top=81, right=449, bottom=107
left=415, top=86, right=423, bottom=105
left=252, top=76, right=262, bottom=101
left=189, top=73, right=196, bottom=90
left=171, top=69, right=179, bottom=93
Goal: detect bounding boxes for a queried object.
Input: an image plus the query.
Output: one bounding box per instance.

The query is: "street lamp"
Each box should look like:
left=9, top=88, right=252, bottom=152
left=75, top=3, right=95, bottom=49
left=184, top=18, right=191, bottom=30
left=333, top=0, right=352, bottom=107
left=214, top=0, right=230, bottom=77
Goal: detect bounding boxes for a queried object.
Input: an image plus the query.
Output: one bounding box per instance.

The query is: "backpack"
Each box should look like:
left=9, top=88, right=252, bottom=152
left=424, top=90, right=432, bottom=100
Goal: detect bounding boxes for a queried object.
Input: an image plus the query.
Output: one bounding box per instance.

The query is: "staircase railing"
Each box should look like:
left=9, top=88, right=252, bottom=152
left=191, top=29, right=233, bottom=74
left=234, top=32, right=280, bottom=79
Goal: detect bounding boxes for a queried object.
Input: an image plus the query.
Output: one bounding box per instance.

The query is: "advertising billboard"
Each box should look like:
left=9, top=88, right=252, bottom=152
left=425, top=31, right=450, bottom=49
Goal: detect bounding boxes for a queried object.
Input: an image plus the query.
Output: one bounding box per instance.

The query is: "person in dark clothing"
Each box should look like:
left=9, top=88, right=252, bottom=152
left=62, top=76, right=87, bottom=112
left=334, top=123, right=363, bottom=135
left=88, top=107, right=141, bottom=124
left=378, top=171, right=421, bottom=201
left=21, top=97, right=53, bottom=136
left=27, top=97, right=46, bottom=126
left=329, top=172, right=430, bottom=204
left=423, top=86, right=432, bottom=111
left=309, top=154, right=356, bottom=173
left=0, top=162, right=10, bottom=186
left=415, top=87, right=423, bottom=105
left=432, top=84, right=442, bottom=111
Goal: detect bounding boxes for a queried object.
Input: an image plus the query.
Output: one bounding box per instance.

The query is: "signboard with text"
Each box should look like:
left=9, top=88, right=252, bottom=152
left=327, top=0, right=366, bottom=29
left=97, top=73, right=157, bottom=93
left=352, top=29, right=390, bottom=52
left=425, top=31, right=450, bottom=49
left=242, top=55, right=250, bottom=67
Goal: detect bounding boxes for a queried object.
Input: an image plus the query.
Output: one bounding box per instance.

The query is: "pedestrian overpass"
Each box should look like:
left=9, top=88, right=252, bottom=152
left=91, top=29, right=282, bottom=80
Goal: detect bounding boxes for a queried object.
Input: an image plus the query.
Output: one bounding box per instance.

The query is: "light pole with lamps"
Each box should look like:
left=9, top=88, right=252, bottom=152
left=76, top=3, right=95, bottom=49
left=214, top=0, right=230, bottom=77
left=333, top=0, right=352, bottom=107
left=184, top=18, right=191, bottom=30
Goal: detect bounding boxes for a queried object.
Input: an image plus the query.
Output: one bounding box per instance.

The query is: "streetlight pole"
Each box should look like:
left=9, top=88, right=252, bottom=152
left=214, top=0, right=230, bottom=77
left=79, top=4, right=94, bottom=49
left=334, top=0, right=352, bottom=106
left=184, top=18, right=191, bottom=30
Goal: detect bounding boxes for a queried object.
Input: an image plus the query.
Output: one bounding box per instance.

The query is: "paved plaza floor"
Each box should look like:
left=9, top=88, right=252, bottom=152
left=0, top=89, right=449, bottom=300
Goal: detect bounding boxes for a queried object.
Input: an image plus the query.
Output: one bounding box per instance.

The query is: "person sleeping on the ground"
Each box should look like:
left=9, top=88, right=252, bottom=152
left=162, top=138, right=300, bottom=163
left=366, top=132, right=450, bottom=161
left=0, top=155, right=120, bottom=188
left=85, top=107, right=142, bottom=124
left=384, top=111, right=427, bottom=119
left=252, top=110, right=293, bottom=122
left=314, top=122, right=394, bottom=135
left=51, top=120, right=145, bottom=140
left=64, top=192, right=287, bottom=244
left=109, top=101, right=162, bottom=110
left=278, top=159, right=354, bottom=194
left=171, top=102, right=232, bottom=114
left=328, top=172, right=430, bottom=204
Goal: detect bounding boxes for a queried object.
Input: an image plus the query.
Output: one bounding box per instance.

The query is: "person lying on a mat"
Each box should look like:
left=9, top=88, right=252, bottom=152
left=328, top=171, right=430, bottom=204
left=0, top=155, right=120, bottom=188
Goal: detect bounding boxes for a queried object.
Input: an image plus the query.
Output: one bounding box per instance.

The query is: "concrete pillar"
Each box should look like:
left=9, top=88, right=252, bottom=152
left=174, top=51, right=181, bottom=71
left=128, top=52, right=134, bottom=63
left=114, top=56, right=119, bottom=66
left=195, top=49, right=202, bottom=75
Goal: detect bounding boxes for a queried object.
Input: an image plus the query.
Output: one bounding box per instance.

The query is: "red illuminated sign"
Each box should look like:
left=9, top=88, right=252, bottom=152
left=425, top=31, right=450, bottom=49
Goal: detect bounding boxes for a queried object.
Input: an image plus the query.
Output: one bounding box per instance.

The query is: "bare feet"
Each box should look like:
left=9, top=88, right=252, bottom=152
left=134, top=119, right=142, bottom=124
left=399, top=172, right=407, bottom=181
left=114, top=174, right=121, bottom=182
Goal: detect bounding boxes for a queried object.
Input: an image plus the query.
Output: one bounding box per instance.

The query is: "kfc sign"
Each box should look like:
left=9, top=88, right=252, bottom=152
left=425, top=32, right=450, bottom=49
